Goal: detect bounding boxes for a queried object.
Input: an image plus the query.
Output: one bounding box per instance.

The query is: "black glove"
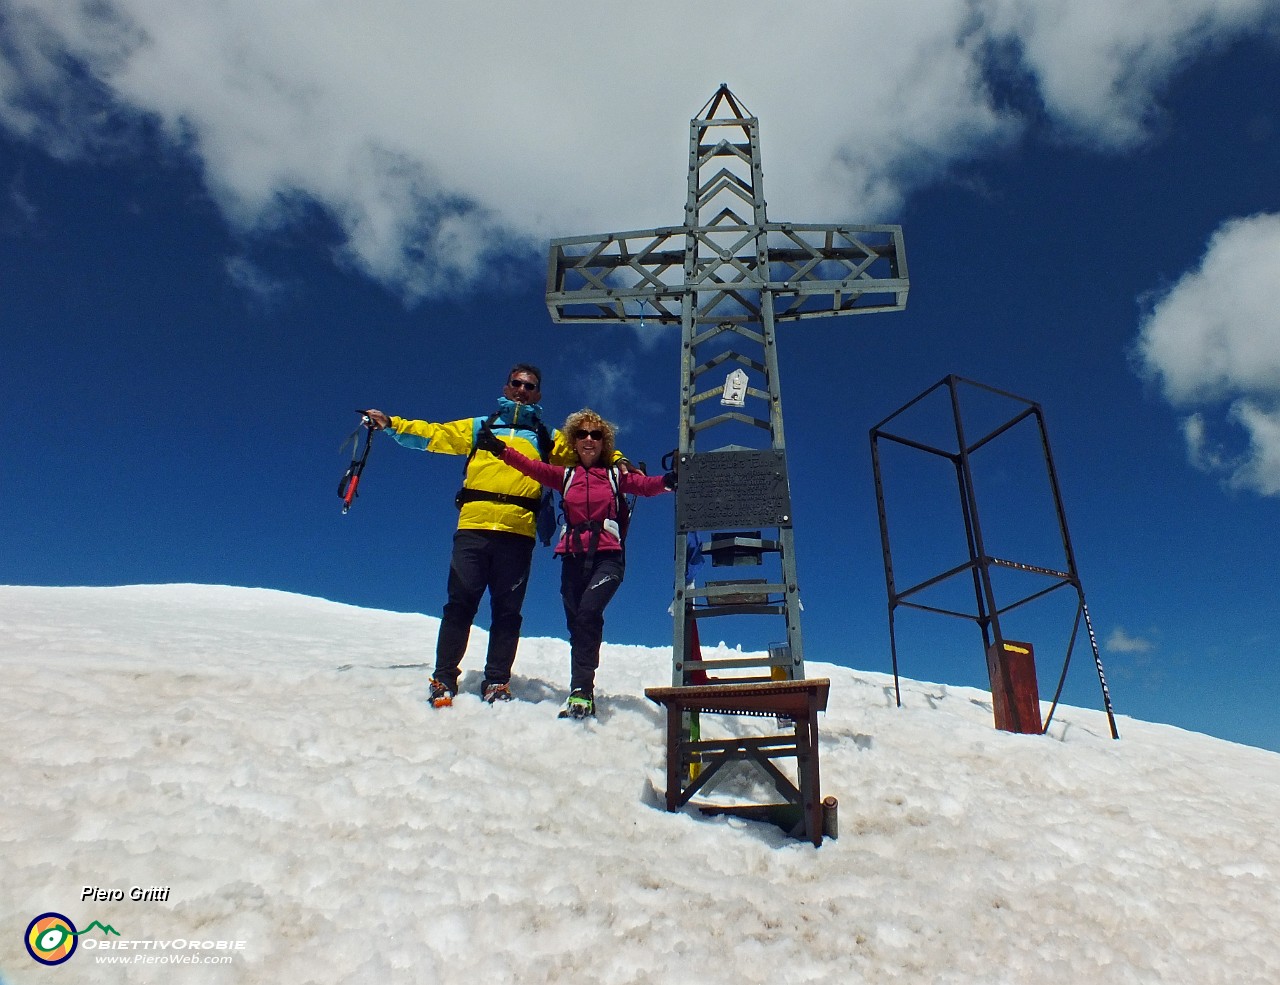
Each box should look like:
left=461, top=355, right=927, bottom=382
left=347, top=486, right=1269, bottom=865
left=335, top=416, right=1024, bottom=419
left=662, top=471, right=678, bottom=490
left=475, top=422, right=506, bottom=456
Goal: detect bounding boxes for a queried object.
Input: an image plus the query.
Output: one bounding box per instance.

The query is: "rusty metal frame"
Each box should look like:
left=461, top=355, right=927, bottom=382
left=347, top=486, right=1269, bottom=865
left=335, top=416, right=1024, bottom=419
left=869, top=375, right=1119, bottom=738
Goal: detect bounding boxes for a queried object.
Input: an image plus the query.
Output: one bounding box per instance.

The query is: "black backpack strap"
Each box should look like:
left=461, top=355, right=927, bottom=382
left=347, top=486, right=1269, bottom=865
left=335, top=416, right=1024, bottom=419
left=607, top=466, right=629, bottom=560
left=467, top=414, right=503, bottom=465
left=534, top=420, right=552, bottom=462
left=454, top=412, right=549, bottom=514
left=455, top=488, right=542, bottom=512
left=455, top=414, right=497, bottom=511
left=560, top=467, right=594, bottom=556
left=560, top=466, right=631, bottom=560
left=462, top=413, right=550, bottom=467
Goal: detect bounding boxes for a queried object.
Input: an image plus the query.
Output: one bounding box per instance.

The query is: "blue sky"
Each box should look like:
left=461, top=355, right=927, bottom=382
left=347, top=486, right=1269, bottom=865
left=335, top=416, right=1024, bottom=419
left=3, top=3, right=1279, bottom=752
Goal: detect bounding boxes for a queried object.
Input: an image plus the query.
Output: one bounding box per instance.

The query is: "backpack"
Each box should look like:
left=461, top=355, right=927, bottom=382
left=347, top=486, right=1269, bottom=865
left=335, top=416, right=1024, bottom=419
left=454, top=412, right=558, bottom=544
left=557, top=464, right=636, bottom=559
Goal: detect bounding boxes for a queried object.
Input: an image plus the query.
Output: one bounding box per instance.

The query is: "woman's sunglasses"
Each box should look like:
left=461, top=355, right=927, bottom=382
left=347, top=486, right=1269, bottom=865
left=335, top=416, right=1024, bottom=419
left=573, top=429, right=606, bottom=441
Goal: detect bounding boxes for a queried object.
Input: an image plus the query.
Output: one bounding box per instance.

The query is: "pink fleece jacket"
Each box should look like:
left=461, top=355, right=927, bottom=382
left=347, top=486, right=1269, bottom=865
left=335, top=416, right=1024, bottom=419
left=499, top=447, right=670, bottom=555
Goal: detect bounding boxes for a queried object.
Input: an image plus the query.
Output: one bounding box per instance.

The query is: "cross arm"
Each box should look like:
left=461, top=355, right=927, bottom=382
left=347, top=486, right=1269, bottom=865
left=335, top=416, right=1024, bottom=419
left=763, top=223, right=909, bottom=320
left=546, top=226, right=687, bottom=325
left=545, top=222, right=909, bottom=324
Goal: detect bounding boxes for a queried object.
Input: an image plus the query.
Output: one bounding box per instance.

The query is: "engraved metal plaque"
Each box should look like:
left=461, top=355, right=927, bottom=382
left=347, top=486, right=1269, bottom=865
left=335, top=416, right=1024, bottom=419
left=676, top=450, right=792, bottom=532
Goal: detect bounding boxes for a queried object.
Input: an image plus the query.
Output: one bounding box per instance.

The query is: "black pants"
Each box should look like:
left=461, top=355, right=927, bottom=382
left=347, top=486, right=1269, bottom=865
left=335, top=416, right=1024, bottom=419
left=433, top=530, right=535, bottom=692
left=560, top=552, right=624, bottom=695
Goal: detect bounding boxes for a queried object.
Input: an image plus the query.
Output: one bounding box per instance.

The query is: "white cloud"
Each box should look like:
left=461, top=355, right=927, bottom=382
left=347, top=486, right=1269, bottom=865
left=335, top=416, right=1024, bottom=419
left=573, top=358, right=664, bottom=438
left=1135, top=213, right=1280, bottom=495
left=1135, top=214, right=1280, bottom=405
left=3, top=167, right=38, bottom=232
left=1227, top=399, right=1280, bottom=495
left=1106, top=626, right=1155, bottom=654
left=1, top=1, right=1275, bottom=300
left=980, top=0, right=1278, bottom=147
left=224, top=255, right=290, bottom=307
left=1181, top=412, right=1231, bottom=474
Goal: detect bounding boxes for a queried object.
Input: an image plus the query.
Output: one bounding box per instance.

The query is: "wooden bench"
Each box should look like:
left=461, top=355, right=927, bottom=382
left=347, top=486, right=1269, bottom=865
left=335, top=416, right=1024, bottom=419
left=644, top=678, right=831, bottom=846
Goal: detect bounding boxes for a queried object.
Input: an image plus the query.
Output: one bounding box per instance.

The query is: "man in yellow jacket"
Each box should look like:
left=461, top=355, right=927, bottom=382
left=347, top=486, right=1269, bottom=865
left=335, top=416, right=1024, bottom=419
left=365, top=364, right=626, bottom=708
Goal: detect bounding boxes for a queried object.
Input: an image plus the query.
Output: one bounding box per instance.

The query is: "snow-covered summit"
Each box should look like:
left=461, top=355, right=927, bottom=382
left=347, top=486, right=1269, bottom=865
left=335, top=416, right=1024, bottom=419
left=3, top=585, right=1277, bottom=983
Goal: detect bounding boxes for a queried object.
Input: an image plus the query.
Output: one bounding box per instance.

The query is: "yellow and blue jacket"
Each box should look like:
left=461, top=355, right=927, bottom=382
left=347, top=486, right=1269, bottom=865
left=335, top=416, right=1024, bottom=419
left=385, top=397, right=619, bottom=539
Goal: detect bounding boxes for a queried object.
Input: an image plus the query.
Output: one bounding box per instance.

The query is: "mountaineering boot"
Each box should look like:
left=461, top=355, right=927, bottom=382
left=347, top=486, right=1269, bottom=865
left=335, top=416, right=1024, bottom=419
left=558, top=689, right=595, bottom=720
left=481, top=682, right=514, bottom=705
left=428, top=678, right=456, bottom=709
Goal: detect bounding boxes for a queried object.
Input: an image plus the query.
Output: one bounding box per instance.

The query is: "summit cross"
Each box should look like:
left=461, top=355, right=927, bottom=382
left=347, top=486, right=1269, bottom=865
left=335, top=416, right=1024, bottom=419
left=546, top=85, right=909, bottom=686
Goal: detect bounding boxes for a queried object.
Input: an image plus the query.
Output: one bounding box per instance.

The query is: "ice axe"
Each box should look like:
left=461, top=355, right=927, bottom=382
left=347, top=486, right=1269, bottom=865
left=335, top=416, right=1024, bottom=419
left=338, top=412, right=375, bottom=514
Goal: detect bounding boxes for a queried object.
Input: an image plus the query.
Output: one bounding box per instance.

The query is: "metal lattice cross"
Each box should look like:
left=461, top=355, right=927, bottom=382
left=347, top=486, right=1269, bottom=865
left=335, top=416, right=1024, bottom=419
left=547, top=85, right=909, bottom=685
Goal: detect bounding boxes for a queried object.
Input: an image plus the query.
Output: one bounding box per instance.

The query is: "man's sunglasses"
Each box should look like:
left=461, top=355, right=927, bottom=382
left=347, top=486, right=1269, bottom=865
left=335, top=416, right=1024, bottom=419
left=573, top=429, right=606, bottom=441
left=507, top=378, right=540, bottom=391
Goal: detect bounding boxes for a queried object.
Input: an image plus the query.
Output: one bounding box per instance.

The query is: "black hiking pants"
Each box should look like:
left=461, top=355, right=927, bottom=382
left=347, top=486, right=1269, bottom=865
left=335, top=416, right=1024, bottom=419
left=433, top=529, right=535, bottom=693
left=560, top=551, right=624, bottom=696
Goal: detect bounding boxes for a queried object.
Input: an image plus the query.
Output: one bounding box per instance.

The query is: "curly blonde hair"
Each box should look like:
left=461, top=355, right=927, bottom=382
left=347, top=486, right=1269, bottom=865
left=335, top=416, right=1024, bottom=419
left=562, top=408, right=616, bottom=465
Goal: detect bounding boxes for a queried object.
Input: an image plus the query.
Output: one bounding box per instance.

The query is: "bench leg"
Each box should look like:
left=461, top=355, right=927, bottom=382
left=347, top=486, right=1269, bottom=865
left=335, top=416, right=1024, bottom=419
left=665, top=708, right=681, bottom=812
left=797, top=704, right=823, bottom=846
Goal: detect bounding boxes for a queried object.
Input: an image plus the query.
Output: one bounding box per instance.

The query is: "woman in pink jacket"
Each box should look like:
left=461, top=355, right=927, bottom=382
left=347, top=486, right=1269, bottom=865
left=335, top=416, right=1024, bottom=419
left=476, top=408, right=675, bottom=719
